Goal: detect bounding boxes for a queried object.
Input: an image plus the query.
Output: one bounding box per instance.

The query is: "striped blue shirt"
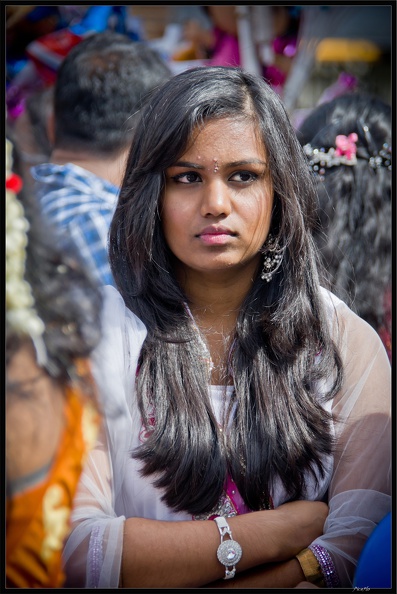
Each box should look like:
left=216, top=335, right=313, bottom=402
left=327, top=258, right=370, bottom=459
left=32, top=163, right=118, bottom=286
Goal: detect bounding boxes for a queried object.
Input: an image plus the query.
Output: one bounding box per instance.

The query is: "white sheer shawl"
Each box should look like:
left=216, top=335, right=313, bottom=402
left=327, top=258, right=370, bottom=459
left=63, top=285, right=391, bottom=587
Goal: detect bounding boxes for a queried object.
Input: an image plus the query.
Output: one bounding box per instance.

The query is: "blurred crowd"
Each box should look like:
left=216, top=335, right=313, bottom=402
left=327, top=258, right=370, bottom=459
left=6, top=5, right=392, bottom=118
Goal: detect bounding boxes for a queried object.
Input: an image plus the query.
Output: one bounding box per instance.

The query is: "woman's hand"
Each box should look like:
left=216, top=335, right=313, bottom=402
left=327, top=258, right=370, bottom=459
left=272, top=500, right=328, bottom=559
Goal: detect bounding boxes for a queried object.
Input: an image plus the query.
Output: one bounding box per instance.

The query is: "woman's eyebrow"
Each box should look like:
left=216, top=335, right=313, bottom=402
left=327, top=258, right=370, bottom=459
left=227, top=159, right=267, bottom=167
left=171, top=159, right=267, bottom=168
left=171, top=161, right=205, bottom=169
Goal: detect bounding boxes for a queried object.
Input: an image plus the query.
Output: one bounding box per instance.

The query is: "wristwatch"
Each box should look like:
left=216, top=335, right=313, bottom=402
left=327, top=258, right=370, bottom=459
left=213, top=516, right=242, bottom=579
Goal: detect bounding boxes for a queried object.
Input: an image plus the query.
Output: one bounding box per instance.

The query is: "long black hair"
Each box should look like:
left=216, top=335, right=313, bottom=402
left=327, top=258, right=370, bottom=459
left=109, top=66, right=343, bottom=514
left=297, top=93, right=392, bottom=333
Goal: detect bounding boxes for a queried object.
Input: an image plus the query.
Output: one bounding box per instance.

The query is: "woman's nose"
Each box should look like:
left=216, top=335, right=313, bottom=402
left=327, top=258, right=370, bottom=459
left=200, top=180, right=232, bottom=217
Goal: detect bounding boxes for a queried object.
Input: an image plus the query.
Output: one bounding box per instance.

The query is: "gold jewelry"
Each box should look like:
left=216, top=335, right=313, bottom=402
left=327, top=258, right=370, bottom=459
left=296, top=548, right=325, bottom=587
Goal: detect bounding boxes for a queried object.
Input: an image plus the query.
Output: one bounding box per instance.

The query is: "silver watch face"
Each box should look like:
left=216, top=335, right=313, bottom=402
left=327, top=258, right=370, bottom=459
left=217, top=539, right=242, bottom=567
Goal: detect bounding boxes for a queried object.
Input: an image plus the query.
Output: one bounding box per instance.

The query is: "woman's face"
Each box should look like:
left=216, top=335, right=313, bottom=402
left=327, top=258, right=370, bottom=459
left=162, top=117, right=274, bottom=280
left=6, top=341, right=65, bottom=485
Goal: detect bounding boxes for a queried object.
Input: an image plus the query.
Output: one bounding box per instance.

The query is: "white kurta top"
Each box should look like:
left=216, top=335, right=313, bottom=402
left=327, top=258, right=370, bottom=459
left=63, top=285, right=391, bottom=587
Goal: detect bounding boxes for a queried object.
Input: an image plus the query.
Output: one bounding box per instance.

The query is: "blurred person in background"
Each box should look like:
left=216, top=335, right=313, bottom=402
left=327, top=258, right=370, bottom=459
left=179, top=5, right=240, bottom=66
left=174, top=5, right=300, bottom=93
left=6, top=137, right=103, bottom=587
left=31, top=31, right=171, bottom=286
left=298, top=93, right=392, bottom=362
left=9, top=86, right=54, bottom=193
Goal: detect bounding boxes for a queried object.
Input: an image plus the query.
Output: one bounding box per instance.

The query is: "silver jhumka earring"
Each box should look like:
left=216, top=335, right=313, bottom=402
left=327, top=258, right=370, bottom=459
left=260, top=233, right=285, bottom=282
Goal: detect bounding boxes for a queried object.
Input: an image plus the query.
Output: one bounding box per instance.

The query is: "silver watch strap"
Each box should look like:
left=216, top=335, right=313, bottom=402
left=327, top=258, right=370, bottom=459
left=214, top=516, right=242, bottom=580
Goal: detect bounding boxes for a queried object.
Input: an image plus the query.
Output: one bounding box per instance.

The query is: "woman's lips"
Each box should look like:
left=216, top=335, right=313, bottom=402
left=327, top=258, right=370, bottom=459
left=196, top=226, right=235, bottom=245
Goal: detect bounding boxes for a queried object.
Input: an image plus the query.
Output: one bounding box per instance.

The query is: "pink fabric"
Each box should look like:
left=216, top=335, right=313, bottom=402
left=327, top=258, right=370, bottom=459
left=209, top=27, right=240, bottom=67
left=224, top=474, right=252, bottom=515
left=378, top=286, right=392, bottom=363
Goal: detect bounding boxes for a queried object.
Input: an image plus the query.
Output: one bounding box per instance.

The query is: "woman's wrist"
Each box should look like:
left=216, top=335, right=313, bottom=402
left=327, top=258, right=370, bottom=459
left=308, top=545, right=340, bottom=588
left=296, top=548, right=325, bottom=587
left=296, top=545, right=341, bottom=589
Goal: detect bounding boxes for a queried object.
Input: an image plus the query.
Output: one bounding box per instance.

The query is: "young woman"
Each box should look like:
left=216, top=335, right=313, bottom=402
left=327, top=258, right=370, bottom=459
left=63, top=66, right=391, bottom=588
left=6, top=137, right=103, bottom=587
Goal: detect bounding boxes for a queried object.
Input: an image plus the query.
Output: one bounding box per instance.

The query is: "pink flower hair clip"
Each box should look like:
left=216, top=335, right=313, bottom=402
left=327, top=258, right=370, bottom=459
left=303, top=133, right=358, bottom=178
left=334, top=133, right=358, bottom=161
left=304, top=128, right=391, bottom=179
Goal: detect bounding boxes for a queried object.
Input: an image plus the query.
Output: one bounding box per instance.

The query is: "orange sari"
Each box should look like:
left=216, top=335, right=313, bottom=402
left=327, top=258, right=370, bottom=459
left=6, top=360, right=100, bottom=588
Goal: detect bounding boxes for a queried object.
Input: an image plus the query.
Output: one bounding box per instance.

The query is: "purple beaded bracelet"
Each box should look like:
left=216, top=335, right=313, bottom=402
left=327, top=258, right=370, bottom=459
left=309, top=544, right=341, bottom=588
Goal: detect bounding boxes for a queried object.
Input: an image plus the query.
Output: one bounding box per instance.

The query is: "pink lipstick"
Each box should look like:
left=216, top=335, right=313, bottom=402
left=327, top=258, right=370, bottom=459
left=197, top=226, right=235, bottom=245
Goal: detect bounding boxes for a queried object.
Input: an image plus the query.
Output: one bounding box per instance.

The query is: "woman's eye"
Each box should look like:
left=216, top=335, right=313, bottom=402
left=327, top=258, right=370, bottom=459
left=229, top=171, right=258, bottom=183
left=171, top=172, right=202, bottom=184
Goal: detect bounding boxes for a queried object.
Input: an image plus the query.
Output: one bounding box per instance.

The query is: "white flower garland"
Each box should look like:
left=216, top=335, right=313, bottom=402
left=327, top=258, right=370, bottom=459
left=6, top=138, right=45, bottom=340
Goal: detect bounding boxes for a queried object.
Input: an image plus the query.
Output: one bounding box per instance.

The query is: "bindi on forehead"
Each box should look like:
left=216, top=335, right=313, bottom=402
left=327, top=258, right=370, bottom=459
left=193, top=154, right=220, bottom=173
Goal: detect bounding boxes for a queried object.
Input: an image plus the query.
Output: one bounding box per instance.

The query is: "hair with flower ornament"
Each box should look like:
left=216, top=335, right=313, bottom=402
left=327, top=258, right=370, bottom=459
left=302, top=127, right=391, bottom=179
left=6, top=138, right=47, bottom=361
left=6, top=136, right=103, bottom=380
left=297, top=92, right=391, bottom=354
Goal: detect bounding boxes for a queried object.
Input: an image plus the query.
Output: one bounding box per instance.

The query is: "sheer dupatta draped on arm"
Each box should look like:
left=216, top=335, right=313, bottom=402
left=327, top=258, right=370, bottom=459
left=63, top=287, right=147, bottom=587
left=311, top=289, right=391, bottom=584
